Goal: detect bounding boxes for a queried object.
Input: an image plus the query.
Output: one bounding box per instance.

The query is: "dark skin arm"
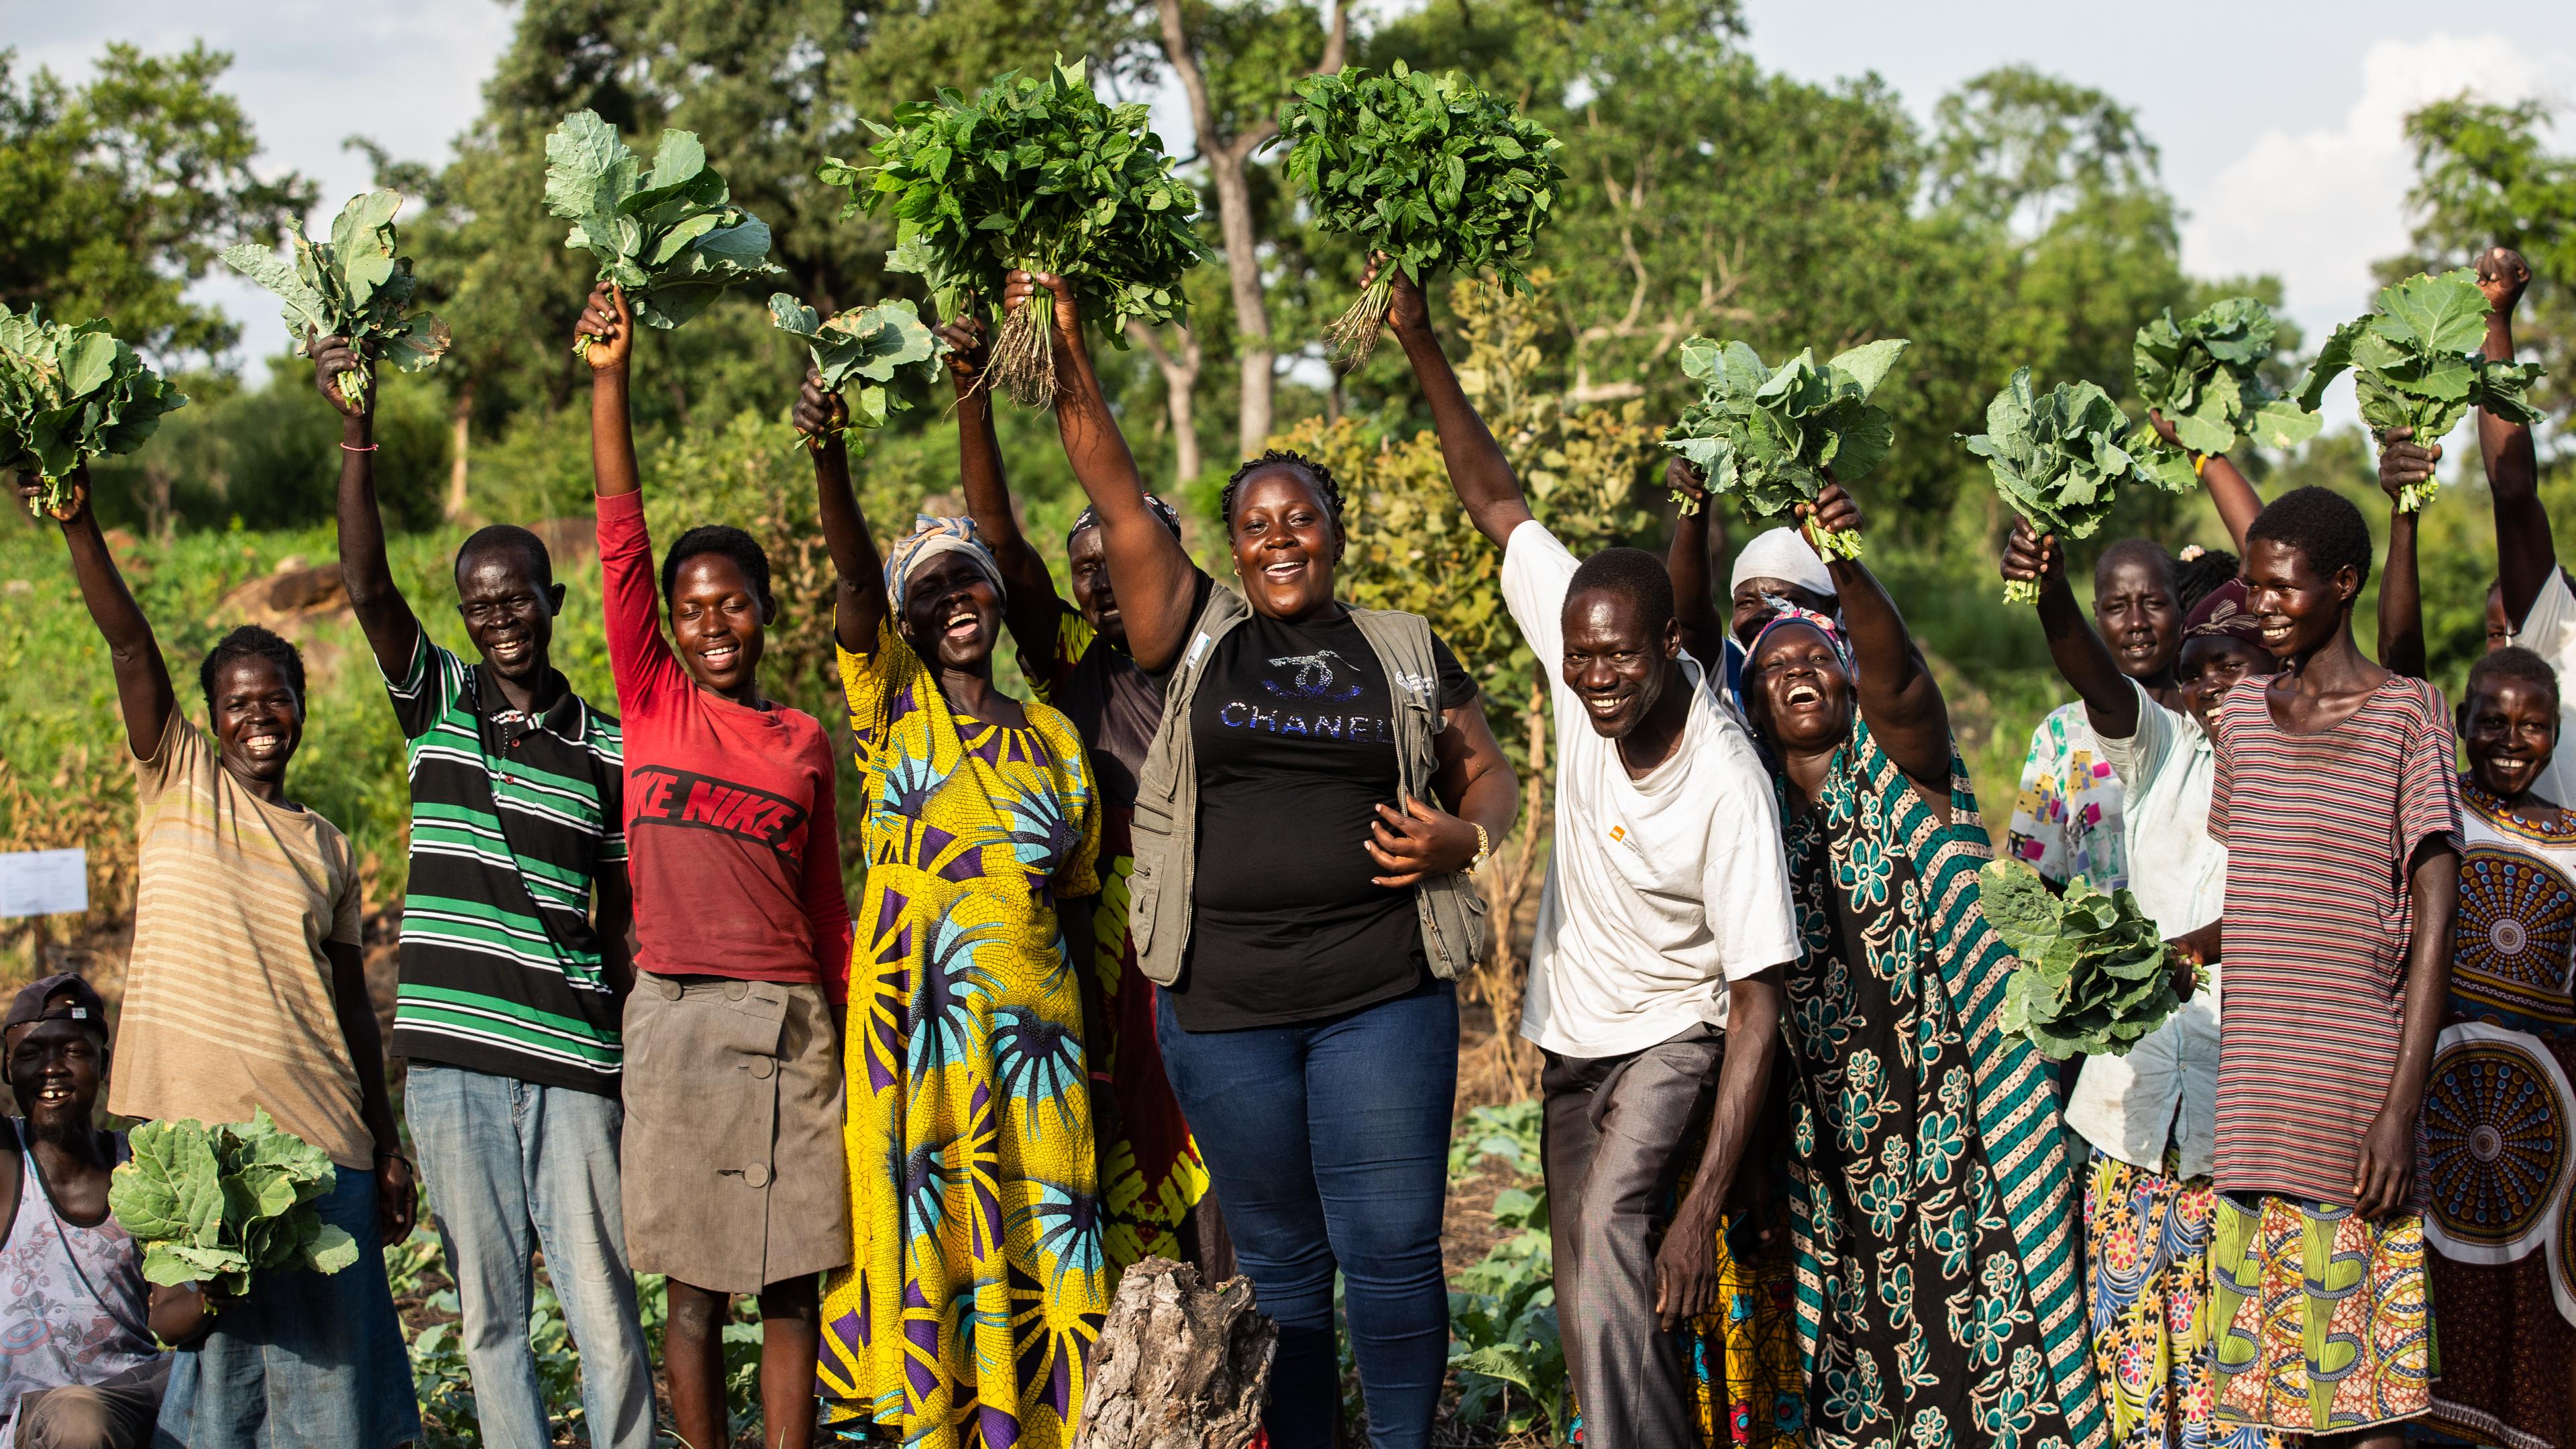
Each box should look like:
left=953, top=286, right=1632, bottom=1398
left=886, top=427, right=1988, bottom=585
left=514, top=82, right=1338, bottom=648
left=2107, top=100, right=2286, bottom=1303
left=325, top=938, right=415, bottom=1245
left=2355, top=841, right=2459, bottom=1218
left=941, top=317, right=1065, bottom=667
left=1366, top=701, right=1519, bottom=888
left=1656, top=971, right=1783, bottom=1328
left=1059, top=894, right=1119, bottom=1180
left=1379, top=260, right=1534, bottom=551
left=2473, top=247, right=2548, bottom=627
left=2373, top=447, right=2427, bottom=679
left=1999, top=520, right=2139, bottom=739
left=2150, top=411, right=2262, bottom=551
left=313, top=333, right=422, bottom=680
left=594, top=863, right=635, bottom=1000
left=23, top=470, right=174, bottom=758
left=574, top=284, right=639, bottom=500
left=792, top=374, right=891, bottom=656
left=1805, top=488, right=1953, bottom=791
left=1664, top=460, right=1728, bottom=668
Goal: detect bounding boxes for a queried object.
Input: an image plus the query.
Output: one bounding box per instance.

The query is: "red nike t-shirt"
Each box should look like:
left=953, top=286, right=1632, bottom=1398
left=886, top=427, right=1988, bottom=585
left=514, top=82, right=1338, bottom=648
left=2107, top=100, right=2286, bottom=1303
left=596, top=488, right=852, bottom=1000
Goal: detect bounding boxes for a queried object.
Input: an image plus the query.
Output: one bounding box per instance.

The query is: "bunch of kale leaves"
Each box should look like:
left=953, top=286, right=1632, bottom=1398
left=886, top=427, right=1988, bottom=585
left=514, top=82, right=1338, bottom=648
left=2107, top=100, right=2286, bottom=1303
left=768, top=294, right=944, bottom=443
left=1660, top=337, right=1909, bottom=557
left=1979, top=860, right=2184, bottom=1060
left=222, top=190, right=451, bottom=407
left=2129, top=297, right=2320, bottom=489
left=820, top=57, right=1209, bottom=407
left=2297, top=267, right=2546, bottom=512
left=107, top=1109, right=360, bottom=1303
left=1277, top=59, right=1564, bottom=364
left=545, top=112, right=788, bottom=358
left=0, top=305, right=187, bottom=517
left=1960, top=368, right=2165, bottom=604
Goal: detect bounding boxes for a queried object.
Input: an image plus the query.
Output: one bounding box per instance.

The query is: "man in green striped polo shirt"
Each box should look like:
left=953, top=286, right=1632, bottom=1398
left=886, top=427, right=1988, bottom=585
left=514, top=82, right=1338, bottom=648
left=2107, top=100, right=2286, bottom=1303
left=319, top=339, right=654, bottom=1448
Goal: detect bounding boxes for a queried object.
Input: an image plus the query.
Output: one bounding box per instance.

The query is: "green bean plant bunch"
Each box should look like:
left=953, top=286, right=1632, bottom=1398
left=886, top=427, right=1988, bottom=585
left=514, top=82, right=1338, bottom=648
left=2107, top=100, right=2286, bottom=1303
left=1277, top=60, right=1564, bottom=365
left=822, top=57, right=1210, bottom=408
left=2297, top=267, right=2546, bottom=512
left=1961, top=368, right=2163, bottom=604
left=0, top=305, right=187, bottom=517
left=2129, top=297, right=2320, bottom=489
left=1660, top=337, right=1909, bottom=558
left=222, top=190, right=451, bottom=407
left=767, top=294, right=943, bottom=445
left=545, top=112, right=788, bottom=360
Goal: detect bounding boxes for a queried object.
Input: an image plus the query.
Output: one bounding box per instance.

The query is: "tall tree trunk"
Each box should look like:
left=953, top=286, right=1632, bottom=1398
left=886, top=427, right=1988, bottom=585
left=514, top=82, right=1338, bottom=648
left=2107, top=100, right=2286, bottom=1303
left=1127, top=320, right=1203, bottom=487
left=444, top=379, right=475, bottom=525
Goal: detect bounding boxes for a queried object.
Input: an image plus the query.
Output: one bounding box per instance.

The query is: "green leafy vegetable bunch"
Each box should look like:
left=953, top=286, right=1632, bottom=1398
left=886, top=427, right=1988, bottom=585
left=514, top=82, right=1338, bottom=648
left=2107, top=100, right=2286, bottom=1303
left=1277, top=59, right=1565, bottom=364
left=2130, top=297, right=2320, bottom=488
left=106, top=1108, right=361, bottom=1303
left=1660, top=337, right=1908, bottom=557
left=545, top=111, right=788, bottom=359
left=2297, top=267, right=2546, bottom=512
left=221, top=190, right=451, bottom=407
left=768, top=294, right=944, bottom=443
left=1960, top=368, right=2161, bottom=604
left=822, top=57, right=1210, bottom=408
left=1978, top=860, right=2183, bottom=1060
left=0, top=305, right=188, bottom=517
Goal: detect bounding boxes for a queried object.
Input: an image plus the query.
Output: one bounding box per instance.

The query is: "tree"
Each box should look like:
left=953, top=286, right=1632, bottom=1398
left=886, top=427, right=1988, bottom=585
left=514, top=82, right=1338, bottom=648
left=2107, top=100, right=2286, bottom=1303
left=0, top=44, right=314, bottom=362
left=2396, top=95, right=2575, bottom=427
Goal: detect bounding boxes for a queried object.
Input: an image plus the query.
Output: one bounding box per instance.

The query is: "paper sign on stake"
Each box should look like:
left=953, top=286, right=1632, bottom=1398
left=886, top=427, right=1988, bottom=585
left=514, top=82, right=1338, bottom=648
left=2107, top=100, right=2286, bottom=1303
left=0, top=849, right=88, bottom=918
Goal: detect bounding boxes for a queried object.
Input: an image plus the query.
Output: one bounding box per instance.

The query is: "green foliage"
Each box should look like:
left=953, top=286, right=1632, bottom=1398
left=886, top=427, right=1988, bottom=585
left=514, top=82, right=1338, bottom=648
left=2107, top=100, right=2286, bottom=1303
left=108, top=1109, right=358, bottom=1301
left=0, top=305, right=187, bottom=513
left=1961, top=368, right=2162, bottom=602
left=2300, top=268, right=2547, bottom=511
left=545, top=111, right=788, bottom=355
left=1444, top=1100, right=1569, bottom=1442
left=1278, top=58, right=1564, bottom=362
left=767, top=294, right=943, bottom=435
left=2129, top=297, right=2318, bottom=487
left=2395, top=95, right=2575, bottom=427
left=222, top=191, right=452, bottom=407
left=1979, top=859, right=2182, bottom=1059
left=1662, top=337, right=1909, bottom=557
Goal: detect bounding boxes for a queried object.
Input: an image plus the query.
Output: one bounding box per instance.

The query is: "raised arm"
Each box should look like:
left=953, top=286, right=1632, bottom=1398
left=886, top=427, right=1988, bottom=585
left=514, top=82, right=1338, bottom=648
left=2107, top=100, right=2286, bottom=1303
left=1999, top=520, right=2140, bottom=738
left=2151, top=411, right=2262, bottom=551
left=2475, top=248, right=2549, bottom=627
left=2373, top=457, right=2426, bottom=678
left=1012, top=269, right=1199, bottom=674
left=792, top=372, right=889, bottom=655
left=940, top=316, right=1065, bottom=665
left=1805, top=485, right=1951, bottom=788
left=315, top=335, right=423, bottom=679
left=19, top=470, right=174, bottom=757
left=1664, top=460, right=1728, bottom=667
left=1381, top=260, right=1532, bottom=551
left=577, top=284, right=639, bottom=501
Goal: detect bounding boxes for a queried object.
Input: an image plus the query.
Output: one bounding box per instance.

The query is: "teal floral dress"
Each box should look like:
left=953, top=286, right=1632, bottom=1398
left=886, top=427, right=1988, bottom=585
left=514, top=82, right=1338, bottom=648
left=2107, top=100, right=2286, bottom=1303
left=1776, top=720, right=2110, bottom=1449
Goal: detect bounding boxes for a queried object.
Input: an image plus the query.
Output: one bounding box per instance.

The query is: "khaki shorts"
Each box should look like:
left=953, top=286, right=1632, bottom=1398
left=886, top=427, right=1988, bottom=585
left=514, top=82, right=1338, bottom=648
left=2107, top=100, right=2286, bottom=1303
left=621, top=970, right=851, bottom=1293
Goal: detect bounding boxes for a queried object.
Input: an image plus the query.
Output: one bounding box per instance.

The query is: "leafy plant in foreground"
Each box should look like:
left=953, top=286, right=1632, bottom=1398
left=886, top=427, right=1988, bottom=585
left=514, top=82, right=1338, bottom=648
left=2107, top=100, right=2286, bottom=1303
left=768, top=295, right=944, bottom=443
left=1960, top=368, right=2165, bottom=604
left=106, top=1108, right=360, bottom=1303
left=0, top=305, right=188, bottom=517
left=1979, top=859, right=2183, bottom=1059
left=2129, top=297, right=2319, bottom=488
left=221, top=190, right=451, bottom=407
left=2296, top=267, right=2546, bottom=511
left=545, top=111, right=788, bottom=360
left=1660, top=337, right=1909, bottom=558
left=1277, top=59, right=1565, bottom=364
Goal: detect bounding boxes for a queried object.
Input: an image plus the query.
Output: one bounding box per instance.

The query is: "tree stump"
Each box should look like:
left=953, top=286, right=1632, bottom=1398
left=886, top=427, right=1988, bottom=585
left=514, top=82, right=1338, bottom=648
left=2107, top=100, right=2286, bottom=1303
left=1075, top=1256, right=1276, bottom=1449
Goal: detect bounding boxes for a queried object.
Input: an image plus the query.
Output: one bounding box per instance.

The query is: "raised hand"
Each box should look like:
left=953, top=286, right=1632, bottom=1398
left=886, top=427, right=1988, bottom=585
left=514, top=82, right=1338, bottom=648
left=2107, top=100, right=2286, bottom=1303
left=2145, top=409, right=2185, bottom=450
left=1666, top=456, right=1710, bottom=514
left=1002, top=269, right=1082, bottom=352
left=1796, top=481, right=1864, bottom=548
left=1364, top=252, right=1432, bottom=340
left=1998, top=517, right=2063, bottom=594
left=2476, top=246, right=2532, bottom=317
left=794, top=367, right=851, bottom=450
left=2377, top=426, right=2440, bottom=506
left=308, top=332, right=371, bottom=420
left=16, top=466, right=89, bottom=523
left=934, top=315, right=989, bottom=392
left=574, top=282, right=634, bottom=373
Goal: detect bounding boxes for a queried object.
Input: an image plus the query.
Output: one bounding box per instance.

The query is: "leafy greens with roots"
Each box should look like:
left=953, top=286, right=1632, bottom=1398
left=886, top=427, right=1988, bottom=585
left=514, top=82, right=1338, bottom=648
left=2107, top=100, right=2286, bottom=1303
left=768, top=294, right=945, bottom=445
left=1978, top=859, right=2184, bottom=1060
left=221, top=190, right=451, bottom=407
left=1960, top=368, right=2167, bottom=604
left=822, top=57, right=1210, bottom=409
left=545, top=111, right=788, bottom=360
left=1277, top=59, right=1565, bottom=365
left=2296, top=267, right=2546, bottom=513
left=106, top=1108, right=361, bottom=1304
left=0, top=305, right=187, bottom=517
left=1659, top=337, right=1909, bottom=558
left=2129, top=297, right=2320, bottom=489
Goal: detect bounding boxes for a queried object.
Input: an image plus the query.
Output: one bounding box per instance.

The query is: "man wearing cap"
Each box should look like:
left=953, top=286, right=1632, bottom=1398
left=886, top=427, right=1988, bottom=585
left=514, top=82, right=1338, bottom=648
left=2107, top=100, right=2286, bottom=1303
left=1, top=975, right=168, bottom=1449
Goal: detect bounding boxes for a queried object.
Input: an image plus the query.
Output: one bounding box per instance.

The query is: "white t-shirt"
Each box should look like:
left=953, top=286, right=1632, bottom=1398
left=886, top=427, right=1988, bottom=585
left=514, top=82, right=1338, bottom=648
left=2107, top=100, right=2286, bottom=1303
left=2508, top=566, right=2576, bottom=811
left=1501, top=521, right=1802, bottom=1059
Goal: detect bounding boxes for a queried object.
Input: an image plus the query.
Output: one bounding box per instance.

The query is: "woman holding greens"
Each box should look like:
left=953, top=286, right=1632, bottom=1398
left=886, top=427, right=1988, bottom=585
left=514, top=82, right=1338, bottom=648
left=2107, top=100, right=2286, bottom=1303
left=1007, top=267, right=1518, bottom=1449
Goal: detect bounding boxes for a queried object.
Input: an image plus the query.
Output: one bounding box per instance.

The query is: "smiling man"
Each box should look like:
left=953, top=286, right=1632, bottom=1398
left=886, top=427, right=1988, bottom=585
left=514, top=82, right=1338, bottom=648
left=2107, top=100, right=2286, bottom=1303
left=314, top=337, right=655, bottom=1449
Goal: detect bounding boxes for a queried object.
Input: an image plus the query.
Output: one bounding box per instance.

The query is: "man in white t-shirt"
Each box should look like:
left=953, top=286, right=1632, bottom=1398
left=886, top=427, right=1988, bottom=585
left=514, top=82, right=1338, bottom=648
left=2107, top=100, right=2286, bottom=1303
left=1379, top=260, right=1798, bottom=1446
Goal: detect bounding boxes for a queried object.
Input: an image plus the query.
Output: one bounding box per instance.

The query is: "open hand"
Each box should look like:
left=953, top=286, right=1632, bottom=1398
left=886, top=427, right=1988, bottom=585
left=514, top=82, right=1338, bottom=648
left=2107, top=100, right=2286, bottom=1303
left=1654, top=1204, right=1723, bottom=1330
left=1796, top=482, right=1863, bottom=546
left=308, top=331, right=371, bottom=420
left=376, top=1155, right=418, bottom=1246
left=1001, top=269, right=1082, bottom=350
left=2377, top=427, right=2440, bottom=504
left=2000, top=518, right=2063, bottom=592
left=794, top=367, right=850, bottom=451
left=1364, top=252, right=1432, bottom=339
left=1364, top=795, right=1479, bottom=888
left=2476, top=246, right=2531, bottom=317
left=575, top=282, right=633, bottom=372
left=934, top=315, right=989, bottom=390
left=2353, top=1102, right=2416, bottom=1219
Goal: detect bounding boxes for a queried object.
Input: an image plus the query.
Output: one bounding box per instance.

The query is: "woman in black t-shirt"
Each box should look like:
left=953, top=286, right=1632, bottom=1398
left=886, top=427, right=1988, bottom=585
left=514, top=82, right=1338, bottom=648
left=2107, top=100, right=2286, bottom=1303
left=1006, top=270, right=1518, bottom=1449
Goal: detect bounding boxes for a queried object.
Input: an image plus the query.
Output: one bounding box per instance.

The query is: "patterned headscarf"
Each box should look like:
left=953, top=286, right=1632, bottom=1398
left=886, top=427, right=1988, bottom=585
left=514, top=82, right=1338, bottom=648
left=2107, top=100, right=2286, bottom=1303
left=1067, top=492, right=1184, bottom=549
left=1747, top=599, right=1856, bottom=679
left=883, top=514, right=1007, bottom=619
left=2183, top=578, right=2264, bottom=645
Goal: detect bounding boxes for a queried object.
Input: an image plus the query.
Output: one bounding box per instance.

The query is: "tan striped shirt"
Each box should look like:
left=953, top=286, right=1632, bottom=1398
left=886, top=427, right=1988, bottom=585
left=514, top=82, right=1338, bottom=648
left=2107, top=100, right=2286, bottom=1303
left=107, top=713, right=370, bottom=1169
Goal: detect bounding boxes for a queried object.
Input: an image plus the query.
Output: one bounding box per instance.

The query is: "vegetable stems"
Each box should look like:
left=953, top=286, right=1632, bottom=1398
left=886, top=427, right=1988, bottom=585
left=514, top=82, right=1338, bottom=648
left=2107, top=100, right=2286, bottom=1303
left=991, top=288, right=1059, bottom=408
left=1327, top=274, right=1393, bottom=366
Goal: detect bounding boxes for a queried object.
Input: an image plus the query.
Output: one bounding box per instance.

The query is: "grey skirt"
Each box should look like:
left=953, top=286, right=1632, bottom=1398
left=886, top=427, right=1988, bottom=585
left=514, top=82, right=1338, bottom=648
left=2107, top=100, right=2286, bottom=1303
left=621, top=969, right=851, bottom=1293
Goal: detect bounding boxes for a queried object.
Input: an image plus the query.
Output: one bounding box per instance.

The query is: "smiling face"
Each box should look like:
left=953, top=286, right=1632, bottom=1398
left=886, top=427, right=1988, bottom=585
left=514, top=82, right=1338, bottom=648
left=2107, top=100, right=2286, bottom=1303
left=7, top=1015, right=105, bottom=1134
left=1562, top=587, right=1680, bottom=740
left=1228, top=464, right=1341, bottom=621
left=2176, top=634, right=2277, bottom=734
left=2465, top=675, right=2561, bottom=800
left=209, top=655, right=303, bottom=785
left=1731, top=579, right=1836, bottom=646
left=668, top=553, right=771, bottom=698
left=1746, top=620, right=1854, bottom=755
left=900, top=551, right=1004, bottom=673
left=1066, top=525, right=1124, bottom=646
left=2241, top=538, right=2357, bottom=661
left=2094, top=555, right=2180, bottom=682
left=455, top=546, right=563, bottom=686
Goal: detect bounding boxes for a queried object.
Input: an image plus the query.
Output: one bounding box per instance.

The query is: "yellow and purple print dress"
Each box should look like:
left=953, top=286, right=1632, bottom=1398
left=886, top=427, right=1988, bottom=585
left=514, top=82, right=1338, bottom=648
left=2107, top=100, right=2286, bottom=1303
left=820, top=621, right=1106, bottom=1448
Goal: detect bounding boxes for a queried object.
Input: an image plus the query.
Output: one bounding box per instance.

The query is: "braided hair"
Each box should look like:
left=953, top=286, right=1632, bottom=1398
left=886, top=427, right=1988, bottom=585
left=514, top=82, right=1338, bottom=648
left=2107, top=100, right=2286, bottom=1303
left=1219, top=449, right=1346, bottom=537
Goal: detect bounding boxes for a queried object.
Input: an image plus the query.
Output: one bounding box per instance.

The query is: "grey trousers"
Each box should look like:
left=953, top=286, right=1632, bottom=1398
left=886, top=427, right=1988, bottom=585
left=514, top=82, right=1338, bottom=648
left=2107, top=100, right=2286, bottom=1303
left=1541, top=1023, right=1723, bottom=1449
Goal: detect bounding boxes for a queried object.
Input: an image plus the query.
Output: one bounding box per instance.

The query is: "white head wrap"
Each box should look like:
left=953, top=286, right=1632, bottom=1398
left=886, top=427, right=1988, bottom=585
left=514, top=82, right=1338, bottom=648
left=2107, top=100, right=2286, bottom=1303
left=1729, top=526, right=1838, bottom=600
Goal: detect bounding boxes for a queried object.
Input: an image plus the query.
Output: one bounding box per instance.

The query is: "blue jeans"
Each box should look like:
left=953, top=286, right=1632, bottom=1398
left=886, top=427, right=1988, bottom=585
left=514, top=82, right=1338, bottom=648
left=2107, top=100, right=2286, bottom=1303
left=1155, top=979, right=1458, bottom=1449
left=405, top=1065, right=655, bottom=1449
left=154, top=1163, right=418, bottom=1449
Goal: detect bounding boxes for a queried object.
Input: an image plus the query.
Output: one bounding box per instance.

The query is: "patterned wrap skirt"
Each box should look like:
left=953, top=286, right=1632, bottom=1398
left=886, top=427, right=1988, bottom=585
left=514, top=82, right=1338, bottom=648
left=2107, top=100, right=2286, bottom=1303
left=2206, top=1194, right=2434, bottom=1435
left=2082, top=1150, right=2274, bottom=1449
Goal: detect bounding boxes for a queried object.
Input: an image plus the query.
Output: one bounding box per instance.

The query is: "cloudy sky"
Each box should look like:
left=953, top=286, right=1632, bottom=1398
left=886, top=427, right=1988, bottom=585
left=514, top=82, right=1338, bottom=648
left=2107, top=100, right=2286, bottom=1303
left=17, top=0, right=2574, bottom=439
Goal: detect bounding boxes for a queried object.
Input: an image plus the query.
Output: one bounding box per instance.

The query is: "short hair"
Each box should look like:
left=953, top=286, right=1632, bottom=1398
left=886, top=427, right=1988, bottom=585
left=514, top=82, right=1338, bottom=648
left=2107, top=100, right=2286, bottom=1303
left=1566, top=547, right=1677, bottom=638
left=2467, top=645, right=2562, bottom=714
left=659, top=525, right=773, bottom=610
left=454, top=524, right=553, bottom=589
left=199, top=625, right=307, bottom=710
left=2246, top=486, right=2373, bottom=589
left=1219, top=449, right=1344, bottom=537
left=2094, top=537, right=2174, bottom=598
left=2172, top=547, right=2241, bottom=612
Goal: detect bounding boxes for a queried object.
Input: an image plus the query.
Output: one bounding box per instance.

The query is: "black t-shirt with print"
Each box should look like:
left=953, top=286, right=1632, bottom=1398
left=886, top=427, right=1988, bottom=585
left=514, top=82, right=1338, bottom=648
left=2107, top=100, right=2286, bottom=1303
left=1176, top=578, right=1477, bottom=1030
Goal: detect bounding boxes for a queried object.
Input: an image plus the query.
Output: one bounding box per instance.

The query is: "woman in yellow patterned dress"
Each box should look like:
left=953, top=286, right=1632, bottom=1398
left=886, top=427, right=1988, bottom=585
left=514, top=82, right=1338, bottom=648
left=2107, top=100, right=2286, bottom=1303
left=793, top=372, right=1108, bottom=1447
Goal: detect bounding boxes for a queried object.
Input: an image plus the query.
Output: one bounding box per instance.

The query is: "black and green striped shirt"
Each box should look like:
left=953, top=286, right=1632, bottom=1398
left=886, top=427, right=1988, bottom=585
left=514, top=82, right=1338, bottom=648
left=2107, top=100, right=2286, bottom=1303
left=384, top=629, right=627, bottom=1091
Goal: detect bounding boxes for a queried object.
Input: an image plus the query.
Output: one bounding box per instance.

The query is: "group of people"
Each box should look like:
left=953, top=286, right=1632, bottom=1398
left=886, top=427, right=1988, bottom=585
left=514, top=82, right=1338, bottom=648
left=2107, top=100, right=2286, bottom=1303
left=0, top=237, right=2562, bottom=1449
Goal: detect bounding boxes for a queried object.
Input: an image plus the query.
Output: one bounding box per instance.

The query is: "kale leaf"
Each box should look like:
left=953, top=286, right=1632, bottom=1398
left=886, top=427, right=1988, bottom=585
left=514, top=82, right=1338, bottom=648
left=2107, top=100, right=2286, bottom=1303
left=108, top=1108, right=358, bottom=1304
left=0, top=305, right=188, bottom=517
left=545, top=112, right=788, bottom=358
left=1979, top=860, right=2183, bottom=1060
left=2296, top=268, right=2546, bottom=511
left=1660, top=337, right=1907, bottom=558
left=1959, top=368, right=2157, bottom=603
left=222, top=190, right=451, bottom=406
left=767, top=294, right=945, bottom=441
left=2130, top=297, right=2319, bottom=488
